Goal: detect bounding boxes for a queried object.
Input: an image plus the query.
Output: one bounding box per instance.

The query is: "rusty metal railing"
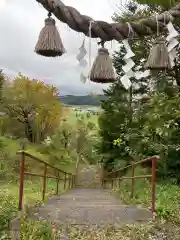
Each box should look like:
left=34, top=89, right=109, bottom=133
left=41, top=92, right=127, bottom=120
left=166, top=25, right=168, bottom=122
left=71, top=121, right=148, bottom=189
left=102, top=155, right=160, bottom=214
left=17, top=149, right=76, bottom=210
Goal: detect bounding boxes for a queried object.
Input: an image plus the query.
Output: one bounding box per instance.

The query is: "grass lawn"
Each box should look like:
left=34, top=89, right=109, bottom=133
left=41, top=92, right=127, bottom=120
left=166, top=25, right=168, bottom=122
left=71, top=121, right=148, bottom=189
left=110, top=167, right=180, bottom=223
left=63, top=107, right=99, bottom=127
left=0, top=179, right=66, bottom=234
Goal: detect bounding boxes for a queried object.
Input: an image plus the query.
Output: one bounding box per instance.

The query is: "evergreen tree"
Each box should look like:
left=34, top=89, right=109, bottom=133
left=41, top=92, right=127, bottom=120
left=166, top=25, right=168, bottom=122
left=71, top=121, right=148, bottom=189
left=99, top=0, right=180, bottom=178
left=98, top=1, right=153, bottom=171
left=98, top=81, right=131, bottom=170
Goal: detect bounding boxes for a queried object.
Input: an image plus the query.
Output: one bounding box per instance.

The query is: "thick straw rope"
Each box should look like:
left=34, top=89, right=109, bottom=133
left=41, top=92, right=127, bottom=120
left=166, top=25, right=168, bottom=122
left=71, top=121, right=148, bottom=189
left=36, top=0, right=180, bottom=41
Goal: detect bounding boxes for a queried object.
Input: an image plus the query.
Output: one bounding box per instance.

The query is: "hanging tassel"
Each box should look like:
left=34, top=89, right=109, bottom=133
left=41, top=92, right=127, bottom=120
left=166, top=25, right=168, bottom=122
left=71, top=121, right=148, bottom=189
left=90, top=42, right=116, bottom=83
left=145, top=37, right=171, bottom=70
left=35, top=13, right=65, bottom=57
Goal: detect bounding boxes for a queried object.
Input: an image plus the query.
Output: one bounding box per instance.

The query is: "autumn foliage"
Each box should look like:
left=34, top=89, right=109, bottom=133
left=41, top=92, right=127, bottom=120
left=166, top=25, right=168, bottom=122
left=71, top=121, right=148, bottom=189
left=1, top=73, right=61, bottom=142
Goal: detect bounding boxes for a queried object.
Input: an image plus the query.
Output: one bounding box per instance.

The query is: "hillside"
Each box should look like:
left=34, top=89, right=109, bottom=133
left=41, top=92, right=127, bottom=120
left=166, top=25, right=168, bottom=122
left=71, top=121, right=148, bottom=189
left=59, top=95, right=105, bottom=106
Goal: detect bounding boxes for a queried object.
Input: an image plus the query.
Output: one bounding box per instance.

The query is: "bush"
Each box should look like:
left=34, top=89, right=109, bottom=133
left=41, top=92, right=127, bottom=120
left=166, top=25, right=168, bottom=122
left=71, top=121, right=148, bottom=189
left=0, top=136, right=20, bottom=180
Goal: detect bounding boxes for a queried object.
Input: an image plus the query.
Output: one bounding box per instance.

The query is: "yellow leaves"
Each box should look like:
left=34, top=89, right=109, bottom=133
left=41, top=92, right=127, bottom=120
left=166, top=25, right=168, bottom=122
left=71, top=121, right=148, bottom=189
left=3, top=73, right=62, bottom=141
left=10, top=73, right=60, bottom=105
left=113, top=138, right=121, bottom=146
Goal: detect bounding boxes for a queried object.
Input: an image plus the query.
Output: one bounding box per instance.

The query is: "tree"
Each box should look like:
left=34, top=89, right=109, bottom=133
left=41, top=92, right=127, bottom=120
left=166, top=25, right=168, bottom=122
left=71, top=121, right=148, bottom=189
left=98, top=0, right=180, bottom=184
left=136, top=0, right=180, bottom=10
left=40, top=115, right=98, bottom=169
left=0, top=70, right=5, bottom=102
left=41, top=120, right=75, bottom=166
left=98, top=2, right=154, bottom=171
left=2, top=73, right=61, bottom=142
left=113, top=1, right=180, bottom=89
left=134, top=92, right=180, bottom=183
left=98, top=81, right=132, bottom=171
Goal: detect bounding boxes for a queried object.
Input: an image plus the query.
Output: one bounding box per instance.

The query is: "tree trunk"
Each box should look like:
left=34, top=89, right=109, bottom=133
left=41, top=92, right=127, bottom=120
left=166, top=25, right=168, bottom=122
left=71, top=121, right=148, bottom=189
left=25, top=120, right=34, bottom=143
left=129, top=85, right=133, bottom=124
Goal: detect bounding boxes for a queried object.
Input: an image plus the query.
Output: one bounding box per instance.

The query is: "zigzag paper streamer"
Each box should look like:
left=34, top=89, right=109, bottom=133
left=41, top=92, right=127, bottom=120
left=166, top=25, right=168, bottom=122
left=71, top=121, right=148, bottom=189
left=120, top=39, right=150, bottom=89
left=76, top=38, right=88, bottom=83
left=120, top=39, right=133, bottom=89
left=166, top=21, right=179, bottom=68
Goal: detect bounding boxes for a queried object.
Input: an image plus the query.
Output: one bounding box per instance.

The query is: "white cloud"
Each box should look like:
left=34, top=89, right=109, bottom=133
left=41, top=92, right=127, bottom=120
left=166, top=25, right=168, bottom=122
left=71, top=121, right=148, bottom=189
left=0, top=0, right=122, bottom=95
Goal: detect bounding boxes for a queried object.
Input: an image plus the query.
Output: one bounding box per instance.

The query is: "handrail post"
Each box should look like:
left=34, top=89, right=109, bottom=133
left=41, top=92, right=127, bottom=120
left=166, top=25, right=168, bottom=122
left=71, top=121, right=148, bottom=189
left=118, top=171, right=121, bottom=188
left=151, top=157, right=157, bottom=214
left=101, top=168, right=104, bottom=188
left=131, top=164, right=135, bottom=198
left=18, top=150, right=25, bottom=211
left=72, top=175, right=74, bottom=188
left=115, top=172, right=118, bottom=189
left=42, top=163, right=47, bottom=201
left=71, top=175, right=73, bottom=188
left=68, top=175, right=71, bottom=189
left=101, top=177, right=104, bottom=188
left=56, top=171, right=59, bottom=195
left=69, top=175, right=71, bottom=189
left=73, top=175, right=76, bottom=188
left=74, top=175, right=76, bottom=187
left=111, top=179, right=113, bottom=189
left=71, top=175, right=74, bottom=188
left=64, top=172, right=67, bottom=190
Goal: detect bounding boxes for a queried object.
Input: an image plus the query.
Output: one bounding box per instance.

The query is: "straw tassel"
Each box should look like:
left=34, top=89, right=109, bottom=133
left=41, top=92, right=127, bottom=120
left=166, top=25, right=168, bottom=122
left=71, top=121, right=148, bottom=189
left=35, top=13, right=65, bottom=57
left=90, top=46, right=116, bottom=83
left=145, top=37, right=171, bottom=70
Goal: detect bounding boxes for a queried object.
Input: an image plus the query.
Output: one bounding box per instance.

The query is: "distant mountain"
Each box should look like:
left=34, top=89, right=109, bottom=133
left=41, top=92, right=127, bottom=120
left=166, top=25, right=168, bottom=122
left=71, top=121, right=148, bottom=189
left=59, top=95, right=105, bottom=106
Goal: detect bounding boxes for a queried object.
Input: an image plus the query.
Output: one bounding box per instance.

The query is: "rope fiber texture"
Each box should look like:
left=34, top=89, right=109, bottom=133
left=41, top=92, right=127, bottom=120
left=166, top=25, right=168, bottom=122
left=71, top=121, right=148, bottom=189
left=36, top=0, right=180, bottom=41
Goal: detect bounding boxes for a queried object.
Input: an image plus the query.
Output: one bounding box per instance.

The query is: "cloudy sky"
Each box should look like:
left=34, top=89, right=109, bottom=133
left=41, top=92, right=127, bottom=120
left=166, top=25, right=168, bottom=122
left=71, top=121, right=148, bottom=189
left=0, top=0, right=123, bottom=95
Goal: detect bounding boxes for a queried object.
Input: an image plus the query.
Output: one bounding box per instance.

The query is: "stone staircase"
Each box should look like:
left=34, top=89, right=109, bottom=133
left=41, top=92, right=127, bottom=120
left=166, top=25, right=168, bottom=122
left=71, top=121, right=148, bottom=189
left=76, top=164, right=102, bottom=188
left=10, top=164, right=153, bottom=237
left=10, top=163, right=153, bottom=238
left=11, top=188, right=152, bottom=232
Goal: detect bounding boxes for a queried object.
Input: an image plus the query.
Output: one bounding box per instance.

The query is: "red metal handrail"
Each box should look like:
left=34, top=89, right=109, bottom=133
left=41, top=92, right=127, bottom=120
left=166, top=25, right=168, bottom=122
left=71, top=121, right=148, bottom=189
left=17, top=150, right=76, bottom=210
left=103, top=155, right=160, bottom=214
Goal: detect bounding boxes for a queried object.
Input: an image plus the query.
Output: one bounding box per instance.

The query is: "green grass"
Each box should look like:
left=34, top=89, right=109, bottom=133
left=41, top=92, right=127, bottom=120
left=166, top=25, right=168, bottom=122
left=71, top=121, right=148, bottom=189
left=0, top=135, right=75, bottom=237
left=111, top=167, right=180, bottom=223
left=0, top=135, right=76, bottom=178
left=0, top=179, right=66, bottom=235
left=64, top=108, right=98, bottom=127
left=9, top=217, right=180, bottom=239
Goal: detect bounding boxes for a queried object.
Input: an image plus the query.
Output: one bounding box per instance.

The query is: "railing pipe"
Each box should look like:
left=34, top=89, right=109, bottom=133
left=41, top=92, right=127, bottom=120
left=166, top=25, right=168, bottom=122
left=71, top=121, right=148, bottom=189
left=131, top=164, right=135, bottom=198
left=18, top=150, right=25, bottom=211
left=64, top=172, right=67, bottom=189
left=105, top=155, right=160, bottom=214
left=42, top=164, right=47, bottom=201
left=17, top=150, right=75, bottom=210
left=151, top=157, right=157, bottom=214
left=56, top=171, right=59, bottom=195
left=68, top=175, right=71, bottom=189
